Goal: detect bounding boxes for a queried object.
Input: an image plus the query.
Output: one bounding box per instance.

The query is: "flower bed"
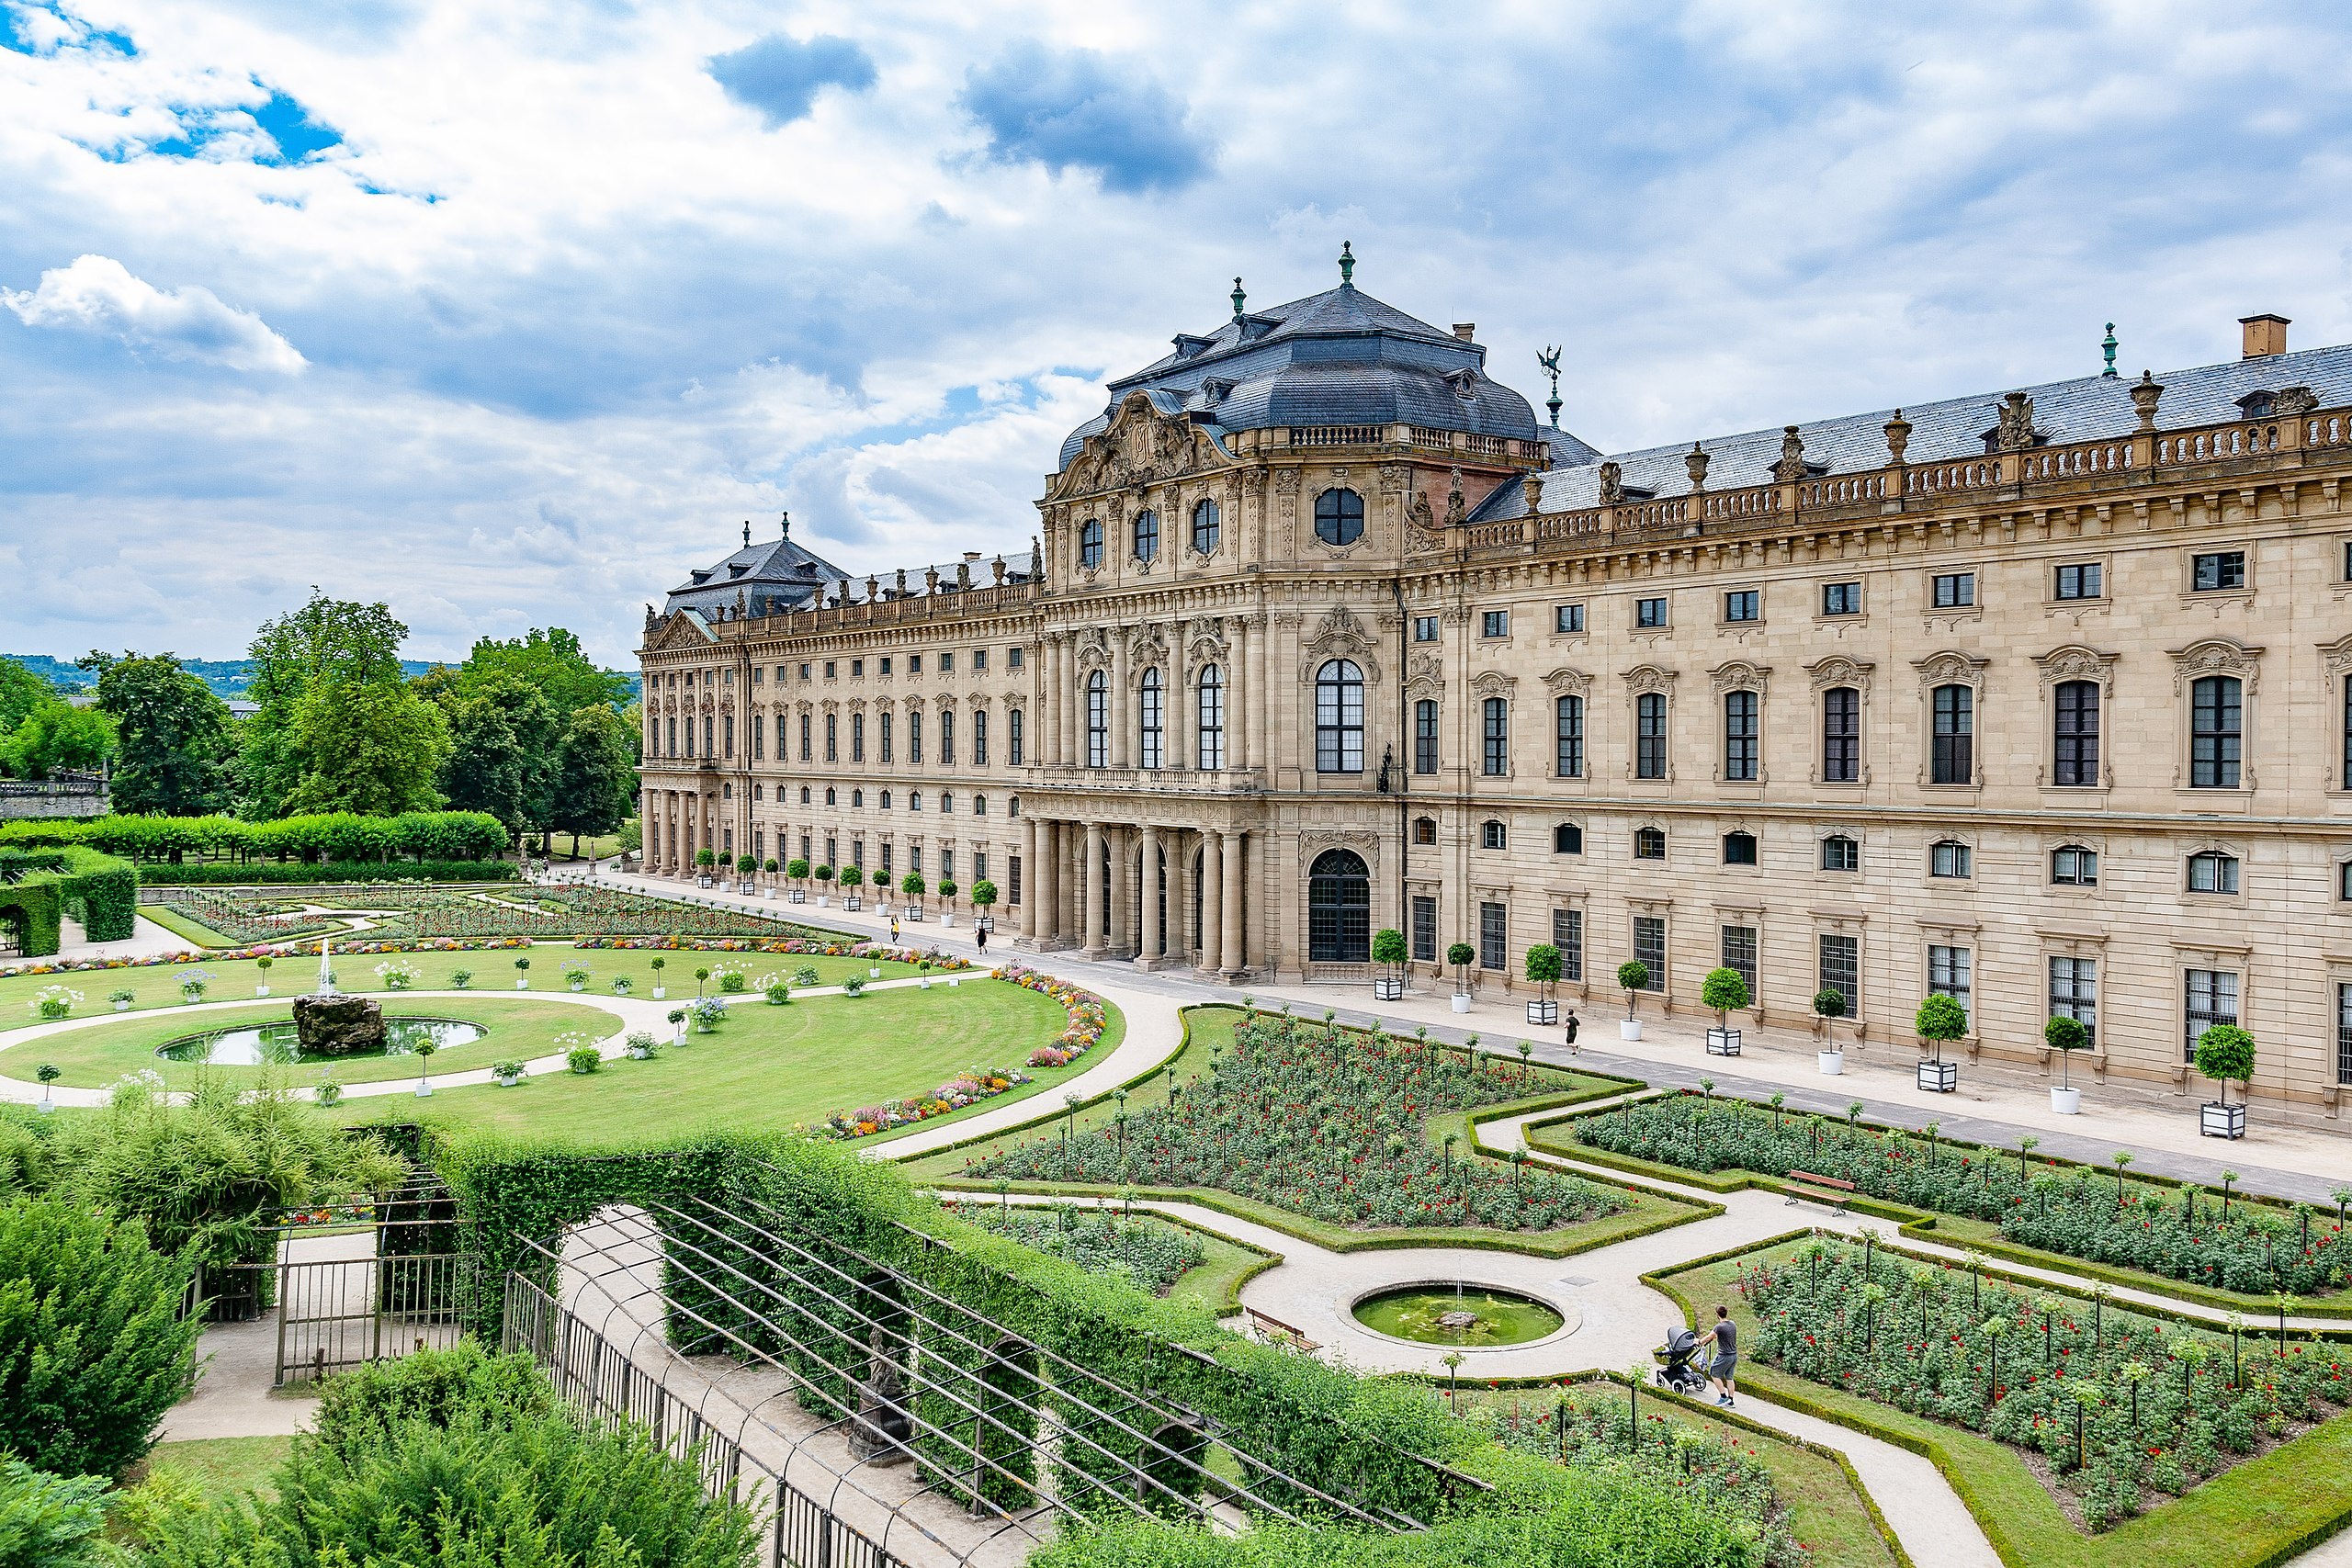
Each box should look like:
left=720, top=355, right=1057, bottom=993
left=969, top=1011, right=1623, bottom=1232
left=1741, top=1234, right=2352, bottom=1529
left=153, top=888, right=345, bottom=944
left=0, top=936, right=532, bottom=982
left=142, top=883, right=820, bottom=943
left=1472, top=1387, right=1805, bottom=1568
left=807, top=968, right=1105, bottom=1141
left=1577, top=1091, right=2348, bottom=1296
left=942, top=1201, right=1206, bottom=1295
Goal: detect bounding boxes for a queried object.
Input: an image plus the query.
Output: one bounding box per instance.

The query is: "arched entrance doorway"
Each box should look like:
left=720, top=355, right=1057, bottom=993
left=1306, top=849, right=1370, bottom=964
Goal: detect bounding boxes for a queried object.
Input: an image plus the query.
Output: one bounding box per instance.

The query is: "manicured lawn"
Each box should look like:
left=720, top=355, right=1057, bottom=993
left=2, top=996, right=620, bottom=1090
left=334, top=980, right=1112, bottom=1147
left=1652, top=1242, right=2352, bottom=1568
left=0, top=948, right=921, bottom=1021
left=133, top=1435, right=294, bottom=1502
left=1163, top=1226, right=1274, bottom=1318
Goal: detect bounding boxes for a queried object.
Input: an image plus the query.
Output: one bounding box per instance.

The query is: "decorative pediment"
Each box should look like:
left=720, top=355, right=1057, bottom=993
left=2033, top=643, right=2120, bottom=693
left=1126, top=624, right=1169, bottom=671
left=1299, top=604, right=1382, bottom=682
left=1405, top=653, right=1444, bottom=697
left=1075, top=628, right=1113, bottom=672
left=2324, top=634, right=2352, bottom=681
left=1710, top=660, right=1769, bottom=696
left=1469, top=671, right=1517, bottom=700
left=1050, top=391, right=1225, bottom=501
left=1912, top=650, right=1989, bottom=689
left=1806, top=655, right=1873, bottom=694
left=2167, top=637, right=2264, bottom=694
left=646, top=612, right=718, bottom=652
left=1622, top=664, right=1678, bottom=697
left=1542, top=667, right=1591, bottom=697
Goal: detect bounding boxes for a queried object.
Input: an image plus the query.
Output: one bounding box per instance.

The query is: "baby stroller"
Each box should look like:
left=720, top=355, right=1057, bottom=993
left=1653, top=1325, right=1709, bottom=1396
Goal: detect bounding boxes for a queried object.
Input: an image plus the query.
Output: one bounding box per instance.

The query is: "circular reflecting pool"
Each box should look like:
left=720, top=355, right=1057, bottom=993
left=158, top=1017, right=485, bottom=1066
left=1351, top=1283, right=1566, bottom=1347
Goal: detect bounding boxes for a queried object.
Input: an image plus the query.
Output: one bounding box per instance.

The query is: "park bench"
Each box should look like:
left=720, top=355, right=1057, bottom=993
left=1245, top=1308, right=1319, bottom=1352
left=1783, top=1170, right=1857, bottom=1213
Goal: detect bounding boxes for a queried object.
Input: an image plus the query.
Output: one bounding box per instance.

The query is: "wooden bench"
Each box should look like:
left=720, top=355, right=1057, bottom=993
left=1783, top=1170, right=1858, bottom=1213
left=1245, top=1308, right=1320, bottom=1352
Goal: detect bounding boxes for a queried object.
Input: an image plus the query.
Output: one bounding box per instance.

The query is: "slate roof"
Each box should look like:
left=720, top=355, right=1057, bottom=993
left=1059, top=282, right=1563, bottom=470
left=663, top=525, right=854, bottom=619
left=1467, top=341, right=2352, bottom=523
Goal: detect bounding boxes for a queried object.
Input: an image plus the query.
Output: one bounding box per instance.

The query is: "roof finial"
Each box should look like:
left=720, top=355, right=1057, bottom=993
left=2101, top=321, right=2118, bottom=378
left=741, top=519, right=751, bottom=547
left=1537, top=345, right=1563, bottom=429
left=779, top=509, right=790, bottom=539
left=1230, top=276, right=1246, bottom=319
left=1337, top=242, right=1354, bottom=286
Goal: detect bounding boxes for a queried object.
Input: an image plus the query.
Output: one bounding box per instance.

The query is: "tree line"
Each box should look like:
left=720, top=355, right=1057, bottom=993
left=0, top=590, right=640, bottom=856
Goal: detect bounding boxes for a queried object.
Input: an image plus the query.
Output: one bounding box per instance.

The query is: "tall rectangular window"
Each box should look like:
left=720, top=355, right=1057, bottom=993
left=1632, top=917, right=1667, bottom=987
left=2053, top=682, right=2100, bottom=786
left=880, top=713, right=893, bottom=763
left=941, top=709, right=956, bottom=766
left=2050, top=956, right=2097, bottom=1047
left=1138, top=676, right=1162, bottom=770
left=1008, top=855, right=1022, bottom=906
left=667, top=716, right=677, bottom=756
left=851, top=712, right=865, bottom=762
left=1410, top=895, right=1438, bottom=963
left=1724, top=690, right=1758, bottom=781
left=1552, top=908, right=1584, bottom=981
left=722, top=713, right=734, bottom=757
left=703, top=715, right=714, bottom=756
left=1822, top=687, right=1860, bottom=783
left=1087, top=677, right=1107, bottom=768
left=1931, top=684, right=1973, bottom=784
left=2344, top=677, right=2352, bottom=789
left=908, top=713, right=922, bottom=765
left=1635, top=693, right=1667, bottom=779
left=2190, top=676, right=2242, bottom=788
left=799, top=713, right=811, bottom=761
left=1481, top=697, right=1509, bottom=775
left=2185, top=969, right=2239, bottom=1062
left=1719, top=925, right=1757, bottom=995
left=2337, top=983, right=2352, bottom=1086
left=1817, top=934, right=1859, bottom=1016
left=1928, top=945, right=1972, bottom=1015
left=825, top=714, right=837, bottom=762
left=1197, top=670, right=1225, bottom=771
left=824, top=835, right=837, bottom=869
left=1555, top=694, right=1584, bottom=777
left=1478, top=902, right=1507, bottom=971
left=973, top=709, right=989, bottom=765
left=1415, top=699, right=1438, bottom=775
left=1009, top=707, right=1024, bottom=766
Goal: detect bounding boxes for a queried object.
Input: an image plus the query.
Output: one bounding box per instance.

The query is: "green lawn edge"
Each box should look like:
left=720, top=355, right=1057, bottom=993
left=1645, top=1239, right=2352, bottom=1568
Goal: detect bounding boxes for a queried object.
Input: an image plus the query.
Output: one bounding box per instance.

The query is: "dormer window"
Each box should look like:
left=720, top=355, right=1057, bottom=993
left=1447, top=368, right=1479, bottom=400
left=1618, top=484, right=1657, bottom=502
left=2237, top=390, right=2277, bottom=419
left=1171, top=333, right=1214, bottom=358
left=1200, top=378, right=1234, bottom=402
left=728, top=564, right=749, bottom=578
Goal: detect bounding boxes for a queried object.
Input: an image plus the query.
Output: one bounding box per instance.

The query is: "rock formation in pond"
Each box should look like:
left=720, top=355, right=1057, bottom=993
left=291, top=993, right=387, bottom=1056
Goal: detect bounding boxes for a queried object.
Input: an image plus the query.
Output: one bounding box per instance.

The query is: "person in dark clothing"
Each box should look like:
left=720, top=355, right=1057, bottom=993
left=1563, top=1010, right=1580, bottom=1053
left=1708, top=1304, right=1738, bottom=1406
left=975, top=925, right=989, bottom=953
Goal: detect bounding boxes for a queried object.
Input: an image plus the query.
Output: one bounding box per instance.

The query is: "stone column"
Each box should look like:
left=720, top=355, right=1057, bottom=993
left=1109, top=828, right=1133, bottom=956
left=1040, top=637, right=1058, bottom=768
left=1200, top=829, right=1224, bottom=973
left=1023, top=817, right=1043, bottom=940
left=1170, top=622, right=1190, bottom=771
left=1230, top=618, right=1251, bottom=772
left=1111, top=632, right=1131, bottom=768
left=1082, top=823, right=1105, bottom=957
left=1220, top=830, right=1246, bottom=979
left=1247, top=617, right=1267, bottom=773
left=1138, top=823, right=1161, bottom=964
left=1062, top=642, right=1081, bottom=766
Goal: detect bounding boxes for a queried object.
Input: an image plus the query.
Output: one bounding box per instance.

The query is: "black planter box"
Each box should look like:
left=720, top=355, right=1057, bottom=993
left=1917, top=1059, right=1959, bottom=1093
left=2200, top=1101, right=2246, bottom=1140
left=1705, top=1027, right=1742, bottom=1056
left=1373, top=976, right=1405, bottom=1001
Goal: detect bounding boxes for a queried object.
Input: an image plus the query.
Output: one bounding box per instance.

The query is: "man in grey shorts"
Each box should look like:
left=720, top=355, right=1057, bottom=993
left=1708, top=1303, right=1737, bottom=1407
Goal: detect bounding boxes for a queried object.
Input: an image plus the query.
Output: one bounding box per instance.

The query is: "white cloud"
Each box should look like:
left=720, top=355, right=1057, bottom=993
left=2, top=254, right=306, bottom=372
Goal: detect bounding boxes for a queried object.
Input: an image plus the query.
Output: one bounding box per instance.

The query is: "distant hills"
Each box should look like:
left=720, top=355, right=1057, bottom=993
left=4, top=654, right=642, bottom=703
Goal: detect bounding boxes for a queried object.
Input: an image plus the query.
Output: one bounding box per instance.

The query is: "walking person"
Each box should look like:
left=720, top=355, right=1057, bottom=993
left=890, top=915, right=900, bottom=944
left=975, top=923, right=989, bottom=954
left=1706, top=1304, right=1738, bottom=1407
left=1563, top=1010, right=1580, bottom=1055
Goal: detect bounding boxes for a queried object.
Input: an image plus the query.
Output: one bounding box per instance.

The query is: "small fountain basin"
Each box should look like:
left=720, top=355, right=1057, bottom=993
left=1351, top=1283, right=1566, bottom=1348
left=159, top=1016, right=485, bottom=1067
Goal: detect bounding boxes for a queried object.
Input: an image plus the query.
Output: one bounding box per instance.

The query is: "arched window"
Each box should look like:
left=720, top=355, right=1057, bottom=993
left=972, top=707, right=989, bottom=765
left=852, top=788, right=865, bottom=807
left=1078, top=519, right=1103, bottom=570
left=1554, top=823, right=1583, bottom=854
left=1481, top=696, right=1509, bottom=775
left=879, top=789, right=891, bottom=808
left=1196, top=664, right=1225, bottom=771
left=1820, top=834, right=1859, bottom=871
left=1008, top=706, right=1024, bottom=765
left=1306, top=848, right=1371, bottom=962
left=1634, top=826, right=1667, bottom=860
left=1930, top=840, right=1972, bottom=878
left=825, top=786, right=836, bottom=805
left=1313, top=487, right=1364, bottom=547
left=973, top=795, right=987, bottom=816
left=1133, top=510, right=1159, bottom=563
left=2052, top=844, right=2098, bottom=886
left=2188, top=850, right=2239, bottom=894
left=799, top=786, right=810, bottom=805
left=2053, top=681, right=2099, bottom=787
left=1635, top=692, right=1668, bottom=779
left=1931, top=684, right=1973, bottom=784
left=1192, top=499, right=1220, bottom=554
left=1412, top=817, right=1437, bottom=845
left=1822, top=687, right=1860, bottom=783
left=1723, top=830, right=1758, bottom=865
left=939, top=708, right=956, bottom=766
left=1724, top=690, right=1758, bottom=781
left=1085, top=671, right=1108, bottom=768
left=1315, top=659, right=1364, bottom=773
left=910, top=791, right=923, bottom=811
left=1480, top=819, right=1506, bottom=849
left=1555, top=694, right=1583, bottom=778
left=1139, top=667, right=1164, bottom=769
left=2190, top=676, right=2242, bottom=788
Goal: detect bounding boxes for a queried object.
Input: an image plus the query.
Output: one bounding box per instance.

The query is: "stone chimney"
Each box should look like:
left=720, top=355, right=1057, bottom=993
left=2240, top=314, right=2290, bottom=359
left=1451, top=322, right=1476, bottom=342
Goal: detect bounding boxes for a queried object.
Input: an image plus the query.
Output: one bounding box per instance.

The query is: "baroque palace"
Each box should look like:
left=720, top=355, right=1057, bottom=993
left=640, top=253, right=2352, bottom=1117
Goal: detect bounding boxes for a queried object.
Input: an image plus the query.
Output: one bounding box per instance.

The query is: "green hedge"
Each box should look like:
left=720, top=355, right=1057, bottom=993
left=0, top=845, right=137, bottom=954
left=0, top=810, right=509, bottom=864
left=138, top=859, right=518, bottom=886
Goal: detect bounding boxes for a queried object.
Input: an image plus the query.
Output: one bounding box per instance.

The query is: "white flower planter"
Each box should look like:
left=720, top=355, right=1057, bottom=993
left=1706, top=1027, right=1743, bottom=1057
left=254, top=985, right=271, bottom=998
left=919, top=976, right=933, bottom=989
left=1917, top=1059, right=1959, bottom=1093
left=1526, top=999, right=1560, bottom=1026
left=2200, top=1100, right=2246, bottom=1140
left=628, top=1046, right=651, bottom=1060
left=1817, top=1050, right=1845, bottom=1075
left=1620, top=1019, right=1643, bottom=1041
left=869, top=966, right=882, bottom=979
left=414, top=1081, right=434, bottom=1098
left=1373, top=976, right=1405, bottom=1002
left=2051, top=1086, right=2082, bottom=1115
left=940, top=913, right=955, bottom=928
left=817, top=896, right=831, bottom=907
left=569, top=981, right=586, bottom=992
left=498, top=1074, right=520, bottom=1088
left=1450, top=994, right=1474, bottom=1014
left=765, top=887, right=777, bottom=899
left=651, top=986, right=666, bottom=998
left=516, top=978, right=529, bottom=989
left=115, top=1000, right=131, bottom=1011
left=37, top=1096, right=54, bottom=1113
left=787, top=889, right=805, bottom=903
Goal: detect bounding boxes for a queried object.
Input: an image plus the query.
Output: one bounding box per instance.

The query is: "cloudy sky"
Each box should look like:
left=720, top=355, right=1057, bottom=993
left=4, top=1, right=2349, bottom=665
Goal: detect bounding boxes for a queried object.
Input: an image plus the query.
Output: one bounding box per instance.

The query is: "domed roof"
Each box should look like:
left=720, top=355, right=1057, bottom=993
left=1057, top=279, right=1565, bottom=470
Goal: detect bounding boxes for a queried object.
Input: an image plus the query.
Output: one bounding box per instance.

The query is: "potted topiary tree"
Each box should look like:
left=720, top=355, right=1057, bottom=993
left=936, top=878, right=957, bottom=928
left=2045, top=1014, right=2089, bottom=1113
left=970, top=879, right=999, bottom=935
left=649, top=955, right=666, bottom=998
left=1372, top=928, right=1408, bottom=1001
left=254, top=954, right=274, bottom=997
left=1524, top=943, right=1563, bottom=1026
left=901, top=872, right=926, bottom=921
left=734, top=853, right=757, bottom=893
left=1616, top=960, right=1650, bottom=1041
left=839, top=863, right=864, bottom=911
left=1915, top=994, right=1967, bottom=1092
left=786, top=857, right=810, bottom=903
left=1702, top=967, right=1749, bottom=1056
left=695, top=847, right=717, bottom=886
left=813, top=863, right=834, bottom=906
left=2195, top=1023, right=2255, bottom=1140
left=763, top=857, right=780, bottom=897
left=1446, top=942, right=1476, bottom=1013
left=1814, top=989, right=1848, bottom=1073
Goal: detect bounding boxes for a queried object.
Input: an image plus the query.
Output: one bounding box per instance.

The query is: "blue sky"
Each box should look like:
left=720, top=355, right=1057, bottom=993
left=2, top=1, right=2348, bottom=664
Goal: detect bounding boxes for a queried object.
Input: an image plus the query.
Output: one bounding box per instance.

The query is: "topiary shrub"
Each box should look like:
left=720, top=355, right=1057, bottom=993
left=1615, top=961, right=1649, bottom=1019
left=1699, top=966, right=1748, bottom=1025
left=2194, top=1023, right=2256, bottom=1106
left=0, top=1196, right=200, bottom=1480
left=2045, top=1014, right=2090, bottom=1088
left=1915, top=993, right=1969, bottom=1063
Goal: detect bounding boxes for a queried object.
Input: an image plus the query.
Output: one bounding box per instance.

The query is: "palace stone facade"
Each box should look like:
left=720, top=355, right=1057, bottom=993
left=640, top=264, right=2352, bottom=1117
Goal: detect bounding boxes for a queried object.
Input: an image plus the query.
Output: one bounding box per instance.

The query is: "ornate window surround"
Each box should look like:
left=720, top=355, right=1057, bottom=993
left=1911, top=649, right=1988, bottom=791
left=2167, top=637, right=2263, bottom=793
left=1623, top=664, right=1677, bottom=784
left=1711, top=660, right=1769, bottom=786
left=1807, top=656, right=1872, bottom=787
left=2033, top=643, right=2119, bottom=792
